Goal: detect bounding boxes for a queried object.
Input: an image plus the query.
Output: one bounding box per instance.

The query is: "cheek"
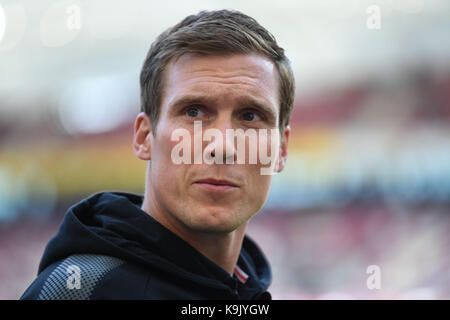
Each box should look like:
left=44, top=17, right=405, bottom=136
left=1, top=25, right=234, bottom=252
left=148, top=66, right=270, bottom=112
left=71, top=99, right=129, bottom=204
left=249, top=167, right=272, bottom=197
left=150, top=128, right=187, bottom=193
left=244, top=132, right=277, bottom=209
left=242, top=162, right=272, bottom=214
left=152, top=134, right=173, bottom=169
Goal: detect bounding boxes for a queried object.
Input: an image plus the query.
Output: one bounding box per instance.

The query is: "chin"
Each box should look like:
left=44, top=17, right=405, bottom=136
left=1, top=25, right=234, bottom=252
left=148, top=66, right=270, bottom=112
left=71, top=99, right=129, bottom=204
left=187, top=206, right=244, bottom=233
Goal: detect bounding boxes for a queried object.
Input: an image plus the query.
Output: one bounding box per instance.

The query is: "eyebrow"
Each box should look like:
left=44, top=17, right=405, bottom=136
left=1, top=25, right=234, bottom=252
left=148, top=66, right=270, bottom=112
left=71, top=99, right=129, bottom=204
left=169, top=94, right=278, bottom=124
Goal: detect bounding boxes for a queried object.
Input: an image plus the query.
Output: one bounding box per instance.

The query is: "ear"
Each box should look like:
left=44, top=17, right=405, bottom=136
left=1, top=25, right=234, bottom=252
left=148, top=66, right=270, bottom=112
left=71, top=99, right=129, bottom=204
left=133, top=112, right=152, bottom=160
left=274, top=125, right=290, bottom=173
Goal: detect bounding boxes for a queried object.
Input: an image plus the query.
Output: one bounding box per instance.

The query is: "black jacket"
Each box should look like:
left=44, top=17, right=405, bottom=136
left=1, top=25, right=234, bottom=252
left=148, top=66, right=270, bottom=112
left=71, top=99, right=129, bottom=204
left=20, top=192, right=272, bottom=300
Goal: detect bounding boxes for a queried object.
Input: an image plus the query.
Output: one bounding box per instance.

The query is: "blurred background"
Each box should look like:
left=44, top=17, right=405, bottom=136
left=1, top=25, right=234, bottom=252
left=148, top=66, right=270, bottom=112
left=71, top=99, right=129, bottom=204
left=1, top=0, right=450, bottom=299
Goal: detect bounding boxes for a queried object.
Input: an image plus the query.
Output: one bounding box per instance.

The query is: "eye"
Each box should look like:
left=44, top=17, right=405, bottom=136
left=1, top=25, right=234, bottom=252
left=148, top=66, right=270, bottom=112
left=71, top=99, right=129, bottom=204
left=185, top=106, right=204, bottom=118
left=241, top=110, right=262, bottom=122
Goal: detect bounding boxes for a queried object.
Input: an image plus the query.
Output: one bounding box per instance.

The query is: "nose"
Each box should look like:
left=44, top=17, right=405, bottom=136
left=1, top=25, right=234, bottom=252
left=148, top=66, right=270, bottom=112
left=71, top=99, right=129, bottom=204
left=204, top=116, right=237, bottom=164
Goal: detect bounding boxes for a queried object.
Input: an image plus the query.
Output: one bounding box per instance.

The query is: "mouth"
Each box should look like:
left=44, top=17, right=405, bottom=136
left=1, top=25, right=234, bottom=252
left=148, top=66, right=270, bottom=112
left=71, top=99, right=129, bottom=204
left=193, top=178, right=239, bottom=192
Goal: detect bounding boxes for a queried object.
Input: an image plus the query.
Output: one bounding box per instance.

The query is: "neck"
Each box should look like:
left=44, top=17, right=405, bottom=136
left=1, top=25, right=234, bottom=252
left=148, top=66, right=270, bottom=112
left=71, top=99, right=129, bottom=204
left=141, top=195, right=246, bottom=276
left=177, top=222, right=247, bottom=275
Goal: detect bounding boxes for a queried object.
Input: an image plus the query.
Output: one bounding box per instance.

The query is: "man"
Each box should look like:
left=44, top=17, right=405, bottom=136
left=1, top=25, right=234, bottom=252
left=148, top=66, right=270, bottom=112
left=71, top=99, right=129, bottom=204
left=21, top=9, right=294, bottom=300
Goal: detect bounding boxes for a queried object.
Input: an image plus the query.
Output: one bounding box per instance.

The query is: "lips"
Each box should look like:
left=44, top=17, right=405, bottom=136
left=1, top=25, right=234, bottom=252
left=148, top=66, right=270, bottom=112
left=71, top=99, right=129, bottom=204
left=194, top=178, right=239, bottom=188
left=193, top=178, right=239, bottom=192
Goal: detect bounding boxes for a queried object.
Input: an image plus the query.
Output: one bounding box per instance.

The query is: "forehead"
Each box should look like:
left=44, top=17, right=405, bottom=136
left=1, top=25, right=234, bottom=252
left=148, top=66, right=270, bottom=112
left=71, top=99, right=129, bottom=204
left=161, top=53, right=280, bottom=109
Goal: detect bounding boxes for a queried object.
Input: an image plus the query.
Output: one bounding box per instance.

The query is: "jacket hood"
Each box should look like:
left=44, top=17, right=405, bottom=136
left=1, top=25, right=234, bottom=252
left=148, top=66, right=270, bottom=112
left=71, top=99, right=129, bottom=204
left=38, top=192, right=272, bottom=299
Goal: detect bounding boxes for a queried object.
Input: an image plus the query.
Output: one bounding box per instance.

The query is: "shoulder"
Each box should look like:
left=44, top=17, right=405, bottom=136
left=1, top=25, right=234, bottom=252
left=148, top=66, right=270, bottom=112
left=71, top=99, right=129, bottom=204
left=21, top=254, right=147, bottom=300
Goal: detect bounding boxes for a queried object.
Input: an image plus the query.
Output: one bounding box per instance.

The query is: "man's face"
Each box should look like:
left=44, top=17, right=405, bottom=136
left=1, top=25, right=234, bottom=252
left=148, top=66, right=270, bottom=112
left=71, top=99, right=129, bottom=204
left=136, top=53, right=289, bottom=234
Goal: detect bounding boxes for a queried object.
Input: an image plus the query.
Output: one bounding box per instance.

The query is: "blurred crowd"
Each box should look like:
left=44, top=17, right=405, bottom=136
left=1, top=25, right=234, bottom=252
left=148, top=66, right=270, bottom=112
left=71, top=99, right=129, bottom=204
left=1, top=65, right=449, bottom=299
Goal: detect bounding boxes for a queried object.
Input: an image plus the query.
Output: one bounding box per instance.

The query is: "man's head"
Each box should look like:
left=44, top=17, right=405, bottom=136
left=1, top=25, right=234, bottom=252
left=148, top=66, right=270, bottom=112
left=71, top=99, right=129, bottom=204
left=134, top=10, right=294, bottom=235
left=139, top=9, right=295, bottom=133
